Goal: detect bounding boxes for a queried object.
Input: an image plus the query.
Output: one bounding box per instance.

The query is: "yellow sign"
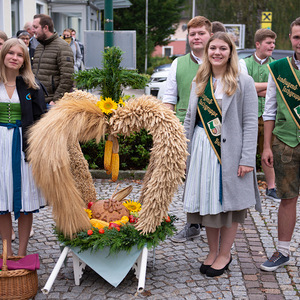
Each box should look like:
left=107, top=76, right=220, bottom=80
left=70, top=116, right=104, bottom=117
left=261, top=22, right=272, bottom=29
left=262, top=12, right=272, bottom=22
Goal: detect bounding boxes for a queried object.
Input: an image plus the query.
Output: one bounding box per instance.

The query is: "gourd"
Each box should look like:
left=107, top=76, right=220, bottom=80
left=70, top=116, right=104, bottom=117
left=90, top=218, right=109, bottom=229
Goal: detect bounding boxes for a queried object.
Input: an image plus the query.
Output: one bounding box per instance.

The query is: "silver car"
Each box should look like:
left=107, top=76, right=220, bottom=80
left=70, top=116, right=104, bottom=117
left=144, top=69, right=170, bottom=100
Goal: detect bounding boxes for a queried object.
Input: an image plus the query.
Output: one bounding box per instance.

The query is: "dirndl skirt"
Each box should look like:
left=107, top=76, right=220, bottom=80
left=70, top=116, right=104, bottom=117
left=183, top=124, right=247, bottom=228
left=0, top=126, right=46, bottom=215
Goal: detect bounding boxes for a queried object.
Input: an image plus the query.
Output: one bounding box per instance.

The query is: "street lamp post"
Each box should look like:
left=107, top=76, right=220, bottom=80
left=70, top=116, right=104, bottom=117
left=104, top=0, right=113, bottom=50
left=192, top=0, right=196, bottom=18
left=145, top=0, right=148, bottom=73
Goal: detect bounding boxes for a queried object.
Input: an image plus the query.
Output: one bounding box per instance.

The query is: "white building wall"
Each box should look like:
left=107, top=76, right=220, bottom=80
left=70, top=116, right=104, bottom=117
left=0, top=0, right=48, bottom=37
left=0, top=0, right=12, bottom=36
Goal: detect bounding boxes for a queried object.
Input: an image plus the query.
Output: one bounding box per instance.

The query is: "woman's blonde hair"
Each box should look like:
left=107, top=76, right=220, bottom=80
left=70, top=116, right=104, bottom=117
left=0, top=38, right=39, bottom=89
left=195, top=32, right=239, bottom=97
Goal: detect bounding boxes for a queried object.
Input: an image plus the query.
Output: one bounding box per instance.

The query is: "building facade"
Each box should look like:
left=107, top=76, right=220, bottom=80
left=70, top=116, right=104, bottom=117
left=0, top=0, right=131, bottom=43
left=151, top=19, right=188, bottom=58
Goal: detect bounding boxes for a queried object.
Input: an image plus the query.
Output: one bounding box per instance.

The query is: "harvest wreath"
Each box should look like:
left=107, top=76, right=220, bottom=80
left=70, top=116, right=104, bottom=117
left=27, top=90, right=188, bottom=241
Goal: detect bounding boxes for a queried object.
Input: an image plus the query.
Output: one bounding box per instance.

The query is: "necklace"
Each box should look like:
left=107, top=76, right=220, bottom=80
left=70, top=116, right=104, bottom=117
left=5, top=83, right=16, bottom=87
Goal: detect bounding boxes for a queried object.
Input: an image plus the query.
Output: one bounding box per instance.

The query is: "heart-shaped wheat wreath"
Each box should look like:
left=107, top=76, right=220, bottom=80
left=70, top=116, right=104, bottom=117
left=27, top=90, right=188, bottom=238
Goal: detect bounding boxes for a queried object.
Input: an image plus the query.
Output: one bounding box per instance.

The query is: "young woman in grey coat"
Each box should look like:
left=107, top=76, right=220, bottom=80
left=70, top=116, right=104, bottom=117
left=183, top=32, right=261, bottom=277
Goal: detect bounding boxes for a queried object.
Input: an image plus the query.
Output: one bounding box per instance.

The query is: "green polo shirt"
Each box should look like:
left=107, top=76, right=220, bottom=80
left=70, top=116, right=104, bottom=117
left=244, top=54, right=275, bottom=117
left=175, top=53, right=200, bottom=123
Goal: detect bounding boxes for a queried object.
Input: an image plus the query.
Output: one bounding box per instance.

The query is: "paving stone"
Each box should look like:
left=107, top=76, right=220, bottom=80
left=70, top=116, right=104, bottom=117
left=3, top=178, right=299, bottom=299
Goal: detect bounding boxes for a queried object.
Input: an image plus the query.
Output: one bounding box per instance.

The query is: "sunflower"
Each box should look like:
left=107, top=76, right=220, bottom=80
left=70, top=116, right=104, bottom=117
left=96, top=97, right=118, bottom=114
left=84, top=208, right=92, bottom=219
left=123, top=200, right=142, bottom=212
left=118, top=98, right=125, bottom=107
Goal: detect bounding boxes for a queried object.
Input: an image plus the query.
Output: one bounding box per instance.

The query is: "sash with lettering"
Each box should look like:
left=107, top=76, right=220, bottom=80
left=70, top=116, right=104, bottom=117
left=197, top=76, right=222, bottom=164
left=268, top=57, right=300, bottom=129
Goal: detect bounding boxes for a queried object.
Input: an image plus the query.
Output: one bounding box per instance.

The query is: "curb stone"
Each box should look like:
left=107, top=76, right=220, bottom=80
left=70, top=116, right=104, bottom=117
left=90, top=170, right=266, bottom=181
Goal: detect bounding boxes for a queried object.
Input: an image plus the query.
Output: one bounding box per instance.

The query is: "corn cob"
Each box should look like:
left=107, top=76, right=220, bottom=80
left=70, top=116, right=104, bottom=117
left=110, top=137, right=120, bottom=182
left=111, top=153, right=119, bottom=182
left=90, top=219, right=109, bottom=229
left=104, top=135, right=113, bottom=171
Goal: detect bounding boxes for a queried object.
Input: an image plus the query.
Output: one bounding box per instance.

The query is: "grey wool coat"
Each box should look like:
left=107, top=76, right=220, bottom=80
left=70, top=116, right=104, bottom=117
left=184, top=73, right=261, bottom=213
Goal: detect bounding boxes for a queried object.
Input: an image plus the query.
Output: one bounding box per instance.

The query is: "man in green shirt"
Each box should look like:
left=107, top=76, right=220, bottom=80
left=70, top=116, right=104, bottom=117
left=260, top=17, right=300, bottom=271
left=163, top=16, right=212, bottom=242
left=240, top=28, right=279, bottom=202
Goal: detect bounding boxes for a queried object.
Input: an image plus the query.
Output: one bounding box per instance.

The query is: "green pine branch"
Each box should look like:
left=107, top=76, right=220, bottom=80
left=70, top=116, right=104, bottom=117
left=73, top=47, right=149, bottom=102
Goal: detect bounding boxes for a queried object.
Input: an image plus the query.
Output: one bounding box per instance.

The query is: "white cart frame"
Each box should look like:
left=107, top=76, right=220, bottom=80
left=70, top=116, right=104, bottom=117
left=41, top=246, right=149, bottom=294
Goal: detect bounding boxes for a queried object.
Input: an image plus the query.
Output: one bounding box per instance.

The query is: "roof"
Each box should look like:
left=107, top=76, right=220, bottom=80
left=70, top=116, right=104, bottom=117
left=49, top=0, right=131, bottom=10
left=93, top=0, right=132, bottom=9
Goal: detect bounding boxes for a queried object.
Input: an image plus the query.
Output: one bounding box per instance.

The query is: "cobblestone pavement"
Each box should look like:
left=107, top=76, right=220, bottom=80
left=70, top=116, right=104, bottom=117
left=3, top=179, right=300, bottom=300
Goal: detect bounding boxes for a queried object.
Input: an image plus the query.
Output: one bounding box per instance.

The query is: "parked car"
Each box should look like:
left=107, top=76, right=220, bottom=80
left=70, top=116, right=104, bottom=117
left=145, top=49, right=294, bottom=100
left=144, top=70, right=169, bottom=100
left=153, top=63, right=171, bottom=73
left=237, top=49, right=293, bottom=60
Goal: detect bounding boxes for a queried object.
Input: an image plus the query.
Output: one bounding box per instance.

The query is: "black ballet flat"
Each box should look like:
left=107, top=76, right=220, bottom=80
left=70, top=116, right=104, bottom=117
left=206, top=256, right=232, bottom=277
left=200, top=263, right=211, bottom=274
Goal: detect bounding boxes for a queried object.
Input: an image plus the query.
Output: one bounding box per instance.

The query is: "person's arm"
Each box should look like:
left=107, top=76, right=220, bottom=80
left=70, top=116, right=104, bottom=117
left=239, top=59, right=248, bottom=75
left=255, top=82, right=268, bottom=96
left=261, top=74, right=277, bottom=168
left=240, top=59, right=268, bottom=96
left=162, top=59, right=178, bottom=108
left=53, top=45, right=74, bottom=101
left=238, top=74, right=258, bottom=176
left=32, top=84, right=47, bottom=120
left=262, top=120, right=275, bottom=168
left=163, top=103, right=175, bottom=111
left=75, top=41, right=83, bottom=70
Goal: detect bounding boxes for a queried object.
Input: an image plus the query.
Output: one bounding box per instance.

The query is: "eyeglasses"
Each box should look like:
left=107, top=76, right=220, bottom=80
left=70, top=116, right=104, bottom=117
left=20, top=37, right=30, bottom=41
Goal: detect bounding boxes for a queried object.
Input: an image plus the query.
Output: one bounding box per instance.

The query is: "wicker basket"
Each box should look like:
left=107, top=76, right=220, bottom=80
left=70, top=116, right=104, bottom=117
left=0, top=239, right=38, bottom=300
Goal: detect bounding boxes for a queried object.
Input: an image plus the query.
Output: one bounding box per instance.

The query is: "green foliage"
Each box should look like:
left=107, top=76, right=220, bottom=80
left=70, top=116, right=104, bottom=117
left=73, top=47, right=149, bottom=101
left=192, top=0, right=299, bottom=49
left=56, top=215, right=178, bottom=254
left=256, top=153, right=262, bottom=172
left=114, top=0, right=185, bottom=72
left=146, top=56, right=174, bottom=74
left=81, top=129, right=153, bottom=170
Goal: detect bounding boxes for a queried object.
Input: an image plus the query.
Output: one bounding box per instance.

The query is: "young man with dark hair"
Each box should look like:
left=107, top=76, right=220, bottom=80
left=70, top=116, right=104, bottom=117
left=240, top=28, right=279, bottom=201
left=211, top=21, right=226, bottom=33
left=32, top=14, right=74, bottom=104
left=260, top=17, right=300, bottom=271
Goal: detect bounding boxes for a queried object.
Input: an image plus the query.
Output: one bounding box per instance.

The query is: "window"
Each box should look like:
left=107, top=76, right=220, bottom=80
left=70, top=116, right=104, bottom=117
left=36, top=1, right=45, bottom=14
left=11, top=0, right=20, bottom=36
left=163, top=46, right=173, bottom=58
left=36, top=4, right=43, bottom=14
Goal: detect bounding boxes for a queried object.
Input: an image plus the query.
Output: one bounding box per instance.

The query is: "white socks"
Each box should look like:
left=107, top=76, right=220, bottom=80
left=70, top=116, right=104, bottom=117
left=277, top=240, right=290, bottom=257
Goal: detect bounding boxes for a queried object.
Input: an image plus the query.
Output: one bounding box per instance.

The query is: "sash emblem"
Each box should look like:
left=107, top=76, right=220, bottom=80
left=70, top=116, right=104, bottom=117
left=294, top=105, right=300, bottom=119
left=208, top=118, right=222, bottom=136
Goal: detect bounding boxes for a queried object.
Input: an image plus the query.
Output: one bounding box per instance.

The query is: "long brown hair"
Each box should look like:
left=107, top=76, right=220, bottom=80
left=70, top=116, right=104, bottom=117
left=0, top=38, right=39, bottom=89
left=195, top=32, right=239, bottom=97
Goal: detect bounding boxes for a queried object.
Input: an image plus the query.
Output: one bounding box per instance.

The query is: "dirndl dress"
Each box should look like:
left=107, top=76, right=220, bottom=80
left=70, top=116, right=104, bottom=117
left=0, top=83, right=46, bottom=218
left=183, top=83, right=247, bottom=228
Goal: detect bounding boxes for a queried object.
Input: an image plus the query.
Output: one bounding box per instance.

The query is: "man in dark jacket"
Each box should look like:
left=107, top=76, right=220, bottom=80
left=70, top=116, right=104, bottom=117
left=32, top=14, right=74, bottom=104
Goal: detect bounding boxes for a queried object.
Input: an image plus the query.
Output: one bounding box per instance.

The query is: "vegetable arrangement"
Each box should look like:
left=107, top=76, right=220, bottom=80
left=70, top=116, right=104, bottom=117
left=56, top=214, right=176, bottom=254
left=56, top=185, right=177, bottom=254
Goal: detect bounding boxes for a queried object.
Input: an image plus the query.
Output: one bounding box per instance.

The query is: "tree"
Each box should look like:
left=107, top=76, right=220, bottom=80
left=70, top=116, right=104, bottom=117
left=114, top=0, right=185, bottom=72
left=195, top=0, right=300, bottom=49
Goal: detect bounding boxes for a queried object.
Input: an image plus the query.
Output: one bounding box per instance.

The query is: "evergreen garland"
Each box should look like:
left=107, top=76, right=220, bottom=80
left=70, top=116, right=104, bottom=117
left=56, top=215, right=177, bottom=255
